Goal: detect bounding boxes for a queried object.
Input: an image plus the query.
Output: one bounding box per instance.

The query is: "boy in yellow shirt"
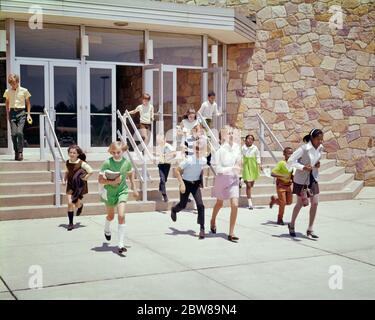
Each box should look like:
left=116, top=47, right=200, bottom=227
left=3, top=74, right=32, bottom=161
left=269, top=147, right=294, bottom=225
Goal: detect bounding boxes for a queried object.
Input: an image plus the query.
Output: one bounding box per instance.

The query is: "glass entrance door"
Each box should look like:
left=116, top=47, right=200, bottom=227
left=50, top=62, right=81, bottom=147
left=15, top=59, right=82, bottom=152
left=16, top=60, right=48, bottom=148
left=85, top=64, right=116, bottom=151
left=143, top=64, right=177, bottom=148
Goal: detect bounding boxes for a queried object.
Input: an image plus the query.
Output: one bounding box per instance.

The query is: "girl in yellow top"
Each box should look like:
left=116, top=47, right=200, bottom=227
left=269, top=147, right=294, bottom=225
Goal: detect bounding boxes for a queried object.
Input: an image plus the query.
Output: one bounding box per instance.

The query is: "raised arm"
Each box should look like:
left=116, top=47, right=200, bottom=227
left=128, top=105, right=140, bottom=115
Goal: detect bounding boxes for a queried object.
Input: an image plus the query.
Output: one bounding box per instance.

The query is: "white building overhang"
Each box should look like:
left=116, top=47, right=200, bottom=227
left=0, top=0, right=256, bottom=44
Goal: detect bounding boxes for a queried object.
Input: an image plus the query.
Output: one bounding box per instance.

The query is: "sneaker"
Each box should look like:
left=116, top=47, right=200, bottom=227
left=228, top=235, right=239, bottom=242
left=248, top=206, right=254, bottom=210
left=162, top=194, right=168, bottom=202
left=277, top=219, right=285, bottom=225
left=104, top=231, right=111, bottom=241
left=67, top=224, right=74, bottom=231
left=118, top=247, right=127, bottom=254
left=199, top=229, right=205, bottom=240
left=76, top=204, right=84, bottom=216
left=306, top=230, right=319, bottom=239
left=288, top=224, right=296, bottom=237
left=171, top=208, right=177, bottom=222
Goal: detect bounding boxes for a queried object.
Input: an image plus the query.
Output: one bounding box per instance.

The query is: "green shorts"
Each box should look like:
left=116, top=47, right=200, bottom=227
left=101, top=187, right=129, bottom=207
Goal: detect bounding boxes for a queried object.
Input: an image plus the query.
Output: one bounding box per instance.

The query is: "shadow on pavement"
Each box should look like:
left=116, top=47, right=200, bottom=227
left=91, top=242, right=130, bottom=257
left=261, top=220, right=284, bottom=227
left=165, top=227, right=197, bottom=237
left=272, top=233, right=318, bottom=242
left=59, top=222, right=86, bottom=230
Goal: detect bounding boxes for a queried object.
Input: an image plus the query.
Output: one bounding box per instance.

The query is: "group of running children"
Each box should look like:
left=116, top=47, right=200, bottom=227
left=64, top=92, right=324, bottom=254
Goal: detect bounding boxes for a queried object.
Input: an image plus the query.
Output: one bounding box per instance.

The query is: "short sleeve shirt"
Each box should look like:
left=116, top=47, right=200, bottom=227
left=272, top=160, right=292, bottom=184
left=100, top=157, right=133, bottom=193
left=3, top=86, right=31, bottom=109
left=179, top=155, right=207, bottom=182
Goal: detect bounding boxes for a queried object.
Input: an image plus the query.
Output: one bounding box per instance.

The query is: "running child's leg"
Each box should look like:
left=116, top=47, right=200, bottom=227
left=67, top=194, right=74, bottom=230
left=117, top=202, right=127, bottom=252
left=210, top=199, right=223, bottom=231
left=75, top=198, right=84, bottom=216
left=104, top=206, right=115, bottom=241
left=246, top=181, right=254, bottom=209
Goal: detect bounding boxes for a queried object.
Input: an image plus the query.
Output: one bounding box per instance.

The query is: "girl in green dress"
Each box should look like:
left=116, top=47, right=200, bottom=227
left=98, top=142, right=139, bottom=254
left=241, top=134, right=262, bottom=210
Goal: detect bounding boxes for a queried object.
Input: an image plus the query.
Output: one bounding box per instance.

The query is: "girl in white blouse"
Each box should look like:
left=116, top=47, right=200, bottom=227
left=178, top=108, right=199, bottom=150
left=286, top=128, right=324, bottom=239
left=210, top=126, right=242, bottom=242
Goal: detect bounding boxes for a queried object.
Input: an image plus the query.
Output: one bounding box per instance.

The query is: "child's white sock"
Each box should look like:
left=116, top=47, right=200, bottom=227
left=104, top=218, right=111, bottom=234
left=118, top=224, right=126, bottom=248
left=248, top=198, right=253, bottom=207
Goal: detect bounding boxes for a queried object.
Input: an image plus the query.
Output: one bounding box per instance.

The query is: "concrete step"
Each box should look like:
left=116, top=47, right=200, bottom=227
left=0, top=180, right=363, bottom=221
left=0, top=153, right=331, bottom=171
left=0, top=172, right=356, bottom=207
left=0, top=171, right=53, bottom=183
left=0, top=164, right=347, bottom=198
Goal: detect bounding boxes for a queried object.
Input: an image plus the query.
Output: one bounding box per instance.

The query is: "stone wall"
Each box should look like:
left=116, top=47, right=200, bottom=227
left=155, top=0, right=375, bottom=186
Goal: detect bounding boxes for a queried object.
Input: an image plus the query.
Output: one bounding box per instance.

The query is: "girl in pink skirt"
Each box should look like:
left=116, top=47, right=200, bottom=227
left=210, top=126, right=242, bottom=242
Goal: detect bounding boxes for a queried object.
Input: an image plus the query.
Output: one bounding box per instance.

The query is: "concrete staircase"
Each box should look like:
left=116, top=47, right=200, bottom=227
left=0, top=153, right=364, bottom=221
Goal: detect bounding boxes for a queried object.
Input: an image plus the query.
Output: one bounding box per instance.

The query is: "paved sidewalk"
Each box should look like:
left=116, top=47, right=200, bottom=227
left=1, top=187, right=375, bottom=300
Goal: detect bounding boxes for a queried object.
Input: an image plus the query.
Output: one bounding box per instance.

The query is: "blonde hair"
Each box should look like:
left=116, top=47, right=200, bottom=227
left=108, top=141, right=128, bottom=153
left=8, top=74, right=20, bottom=84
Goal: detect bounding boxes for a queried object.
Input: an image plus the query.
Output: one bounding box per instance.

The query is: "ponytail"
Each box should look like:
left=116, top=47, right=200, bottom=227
left=303, top=128, right=323, bottom=143
left=67, top=144, right=86, bottom=162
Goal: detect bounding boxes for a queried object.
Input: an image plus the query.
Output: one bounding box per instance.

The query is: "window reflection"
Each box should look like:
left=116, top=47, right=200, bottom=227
left=86, top=27, right=144, bottom=63
left=150, top=32, right=202, bottom=67
left=15, top=22, right=80, bottom=59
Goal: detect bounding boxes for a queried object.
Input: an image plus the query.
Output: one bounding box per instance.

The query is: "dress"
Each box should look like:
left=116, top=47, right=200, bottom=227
left=66, top=159, right=90, bottom=196
left=211, top=142, right=241, bottom=200
left=242, top=144, right=260, bottom=182
left=100, top=157, right=133, bottom=206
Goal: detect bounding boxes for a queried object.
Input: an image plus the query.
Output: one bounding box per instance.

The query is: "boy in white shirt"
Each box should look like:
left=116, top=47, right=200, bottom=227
left=198, top=91, right=221, bottom=128
left=129, top=93, right=154, bottom=148
left=171, top=141, right=207, bottom=239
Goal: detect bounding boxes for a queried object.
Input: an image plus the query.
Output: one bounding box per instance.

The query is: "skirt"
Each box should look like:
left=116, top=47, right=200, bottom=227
left=242, top=156, right=260, bottom=182
left=292, top=181, right=320, bottom=196
left=212, top=174, right=239, bottom=200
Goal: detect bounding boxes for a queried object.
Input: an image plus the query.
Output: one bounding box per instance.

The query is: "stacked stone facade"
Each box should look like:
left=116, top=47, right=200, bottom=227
left=155, top=0, right=375, bottom=186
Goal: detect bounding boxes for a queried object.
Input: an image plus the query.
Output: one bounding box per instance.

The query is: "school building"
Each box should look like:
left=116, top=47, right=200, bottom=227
left=1, top=0, right=374, bottom=186
left=0, top=0, right=257, bottom=151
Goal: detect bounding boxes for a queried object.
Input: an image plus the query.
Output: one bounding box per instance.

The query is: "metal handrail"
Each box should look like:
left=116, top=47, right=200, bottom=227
left=197, top=111, right=220, bottom=151
left=117, top=130, right=144, bottom=183
left=117, top=110, right=151, bottom=202
left=256, top=113, right=284, bottom=164
left=117, top=111, right=145, bottom=162
left=39, top=109, right=65, bottom=207
left=43, top=109, right=66, bottom=162
left=124, top=109, right=153, bottom=161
